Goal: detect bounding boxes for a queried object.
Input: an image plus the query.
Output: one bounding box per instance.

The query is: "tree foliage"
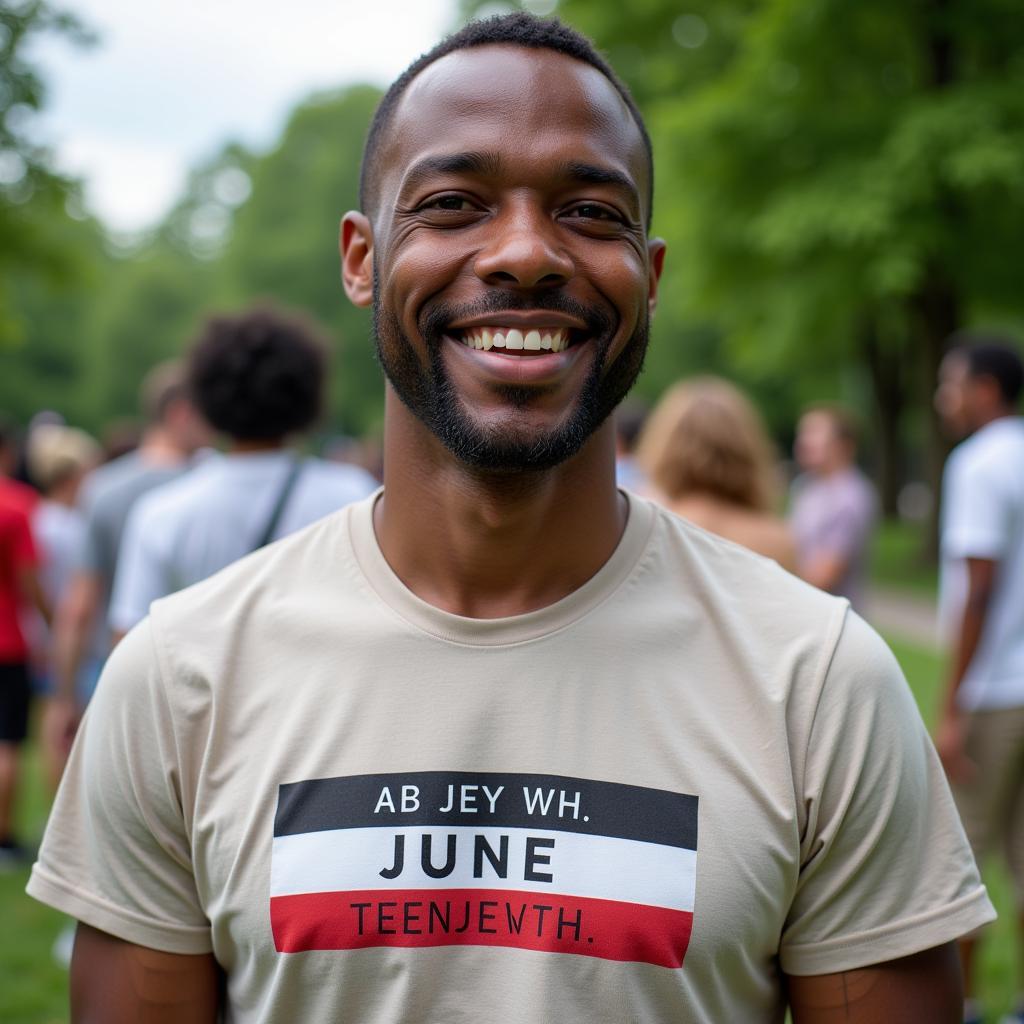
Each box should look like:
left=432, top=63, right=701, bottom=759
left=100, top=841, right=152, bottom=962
left=222, top=85, right=384, bottom=433
left=1, top=0, right=96, bottom=351
left=6, top=81, right=383, bottom=437
left=8, top=0, right=1024, bottom=505
left=463, top=0, right=1024, bottom=518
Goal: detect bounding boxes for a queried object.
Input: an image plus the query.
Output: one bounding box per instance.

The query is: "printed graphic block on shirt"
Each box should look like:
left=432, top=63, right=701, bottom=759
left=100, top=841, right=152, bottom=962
left=270, top=770, right=699, bottom=968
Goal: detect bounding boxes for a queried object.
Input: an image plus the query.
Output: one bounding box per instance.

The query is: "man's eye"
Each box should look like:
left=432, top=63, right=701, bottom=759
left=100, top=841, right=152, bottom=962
left=567, top=204, right=622, bottom=223
left=422, top=195, right=473, bottom=212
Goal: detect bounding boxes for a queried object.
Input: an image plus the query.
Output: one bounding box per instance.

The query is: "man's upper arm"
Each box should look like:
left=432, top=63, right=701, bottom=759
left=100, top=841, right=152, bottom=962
left=72, top=924, right=220, bottom=1024
left=26, top=621, right=213, bottom=954
left=780, top=611, right=994, bottom=974
left=787, top=942, right=961, bottom=1023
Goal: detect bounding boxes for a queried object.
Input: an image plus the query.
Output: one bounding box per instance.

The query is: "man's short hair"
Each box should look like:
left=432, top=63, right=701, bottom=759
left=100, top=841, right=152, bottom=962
left=186, top=304, right=328, bottom=442
left=950, top=332, right=1024, bottom=407
left=140, top=361, right=188, bottom=424
left=359, top=12, right=654, bottom=228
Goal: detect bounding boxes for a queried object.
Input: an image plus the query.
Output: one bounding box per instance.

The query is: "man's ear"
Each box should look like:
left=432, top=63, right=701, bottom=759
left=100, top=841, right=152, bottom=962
left=341, top=212, right=374, bottom=308
left=647, top=238, right=667, bottom=318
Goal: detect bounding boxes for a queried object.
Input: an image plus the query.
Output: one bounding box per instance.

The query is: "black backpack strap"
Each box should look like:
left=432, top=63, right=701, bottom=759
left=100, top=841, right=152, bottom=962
left=252, top=456, right=305, bottom=552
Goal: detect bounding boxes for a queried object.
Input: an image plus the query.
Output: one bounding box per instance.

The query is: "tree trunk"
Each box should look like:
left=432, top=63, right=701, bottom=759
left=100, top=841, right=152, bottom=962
left=910, top=267, right=959, bottom=560
left=907, top=0, right=960, bottom=560
left=861, top=316, right=904, bottom=518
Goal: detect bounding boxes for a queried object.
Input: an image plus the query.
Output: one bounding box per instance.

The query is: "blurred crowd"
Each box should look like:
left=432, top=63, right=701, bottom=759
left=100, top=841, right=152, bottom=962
left=0, top=304, right=380, bottom=872
left=0, top=304, right=1022, bottom=1015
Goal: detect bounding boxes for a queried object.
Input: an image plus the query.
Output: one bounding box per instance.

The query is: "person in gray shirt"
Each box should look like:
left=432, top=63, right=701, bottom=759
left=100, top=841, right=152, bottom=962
left=790, top=403, right=877, bottom=611
left=41, top=361, right=209, bottom=775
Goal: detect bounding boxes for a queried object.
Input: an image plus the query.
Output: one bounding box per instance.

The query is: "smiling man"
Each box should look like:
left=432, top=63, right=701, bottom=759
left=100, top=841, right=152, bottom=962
left=28, top=14, right=993, bottom=1024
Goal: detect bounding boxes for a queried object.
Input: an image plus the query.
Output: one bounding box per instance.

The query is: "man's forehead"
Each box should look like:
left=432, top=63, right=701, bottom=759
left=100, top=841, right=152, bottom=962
left=381, top=45, right=646, bottom=190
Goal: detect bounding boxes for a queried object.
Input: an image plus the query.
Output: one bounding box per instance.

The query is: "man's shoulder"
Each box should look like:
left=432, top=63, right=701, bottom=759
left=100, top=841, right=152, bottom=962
left=82, top=451, right=138, bottom=500
left=647, top=497, right=835, bottom=616
left=127, top=458, right=218, bottom=527
left=86, top=453, right=180, bottom=517
left=845, top=465, right=876, bottom=496
left=951, top=419, right=1024, bottom=479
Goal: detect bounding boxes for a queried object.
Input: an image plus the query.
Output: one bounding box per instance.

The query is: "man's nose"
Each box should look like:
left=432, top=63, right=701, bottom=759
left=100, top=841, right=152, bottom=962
left=473, top=204, right=573, bottom=289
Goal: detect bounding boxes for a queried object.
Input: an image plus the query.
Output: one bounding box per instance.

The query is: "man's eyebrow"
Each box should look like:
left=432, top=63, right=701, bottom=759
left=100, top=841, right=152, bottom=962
left=400, top=151, right=503, bottom=195
left=561, top=161, right=637, bottom=197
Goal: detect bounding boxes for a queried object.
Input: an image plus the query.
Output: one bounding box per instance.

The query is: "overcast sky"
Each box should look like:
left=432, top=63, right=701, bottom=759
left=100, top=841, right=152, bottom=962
left=28, top=0, right=460, bottom=232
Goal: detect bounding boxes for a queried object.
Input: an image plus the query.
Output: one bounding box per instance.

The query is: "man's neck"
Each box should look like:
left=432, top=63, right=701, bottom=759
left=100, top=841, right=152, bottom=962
left=973, top=407, right=1017, bottom=433
left=375, top=392, right=626, bottom=619
left=228, top=439, right=288, bottom=454
left=815, top=458, right=852, bottom=479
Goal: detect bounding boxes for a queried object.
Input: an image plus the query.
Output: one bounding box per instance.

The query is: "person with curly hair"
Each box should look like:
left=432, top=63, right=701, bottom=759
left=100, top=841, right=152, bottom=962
left=107, top=304, right=377, bottom=638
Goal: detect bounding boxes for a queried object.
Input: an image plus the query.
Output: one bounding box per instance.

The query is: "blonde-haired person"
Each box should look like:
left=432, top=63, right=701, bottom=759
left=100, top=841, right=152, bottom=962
left=27, top=424, right=102, bottom=787
left=636, top=377, right=797, bottom=571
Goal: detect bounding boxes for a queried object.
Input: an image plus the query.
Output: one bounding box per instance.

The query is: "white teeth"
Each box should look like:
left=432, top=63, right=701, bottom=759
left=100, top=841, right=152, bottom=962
left=458, top=326, right=574, bottom=352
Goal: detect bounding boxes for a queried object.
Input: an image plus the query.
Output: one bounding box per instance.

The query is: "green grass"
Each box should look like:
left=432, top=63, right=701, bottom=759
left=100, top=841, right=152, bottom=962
left=1, top=737, right=68, bottom=1023
left=0, top=642, right=1016, bottom=1021
left=870, top=519, right=940, bottom=598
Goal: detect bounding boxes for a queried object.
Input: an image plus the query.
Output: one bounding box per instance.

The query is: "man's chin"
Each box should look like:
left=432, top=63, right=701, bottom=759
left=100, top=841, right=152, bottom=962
left=434, top=407, right=596, bottom=473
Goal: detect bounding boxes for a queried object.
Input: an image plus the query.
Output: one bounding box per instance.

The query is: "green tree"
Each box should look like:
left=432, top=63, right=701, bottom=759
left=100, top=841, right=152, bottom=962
left=224, top=85, right=384, bottom=434
left=463, top=1, right=1024, bottom=528
left=49, top=85, right=385, bottom=440
left=0, top=1, right=95, bottom=343
left=0, top=210, right=110, bottom=427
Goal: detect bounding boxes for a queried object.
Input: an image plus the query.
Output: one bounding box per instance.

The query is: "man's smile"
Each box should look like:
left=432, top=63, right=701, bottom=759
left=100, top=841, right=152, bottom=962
left=451, top=325, right=573, bottom=353
left=443, top=323, right=592, bottom=387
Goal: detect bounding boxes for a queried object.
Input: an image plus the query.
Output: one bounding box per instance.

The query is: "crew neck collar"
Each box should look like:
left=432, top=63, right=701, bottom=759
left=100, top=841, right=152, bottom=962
left=348, top=488, right=655, bottom=647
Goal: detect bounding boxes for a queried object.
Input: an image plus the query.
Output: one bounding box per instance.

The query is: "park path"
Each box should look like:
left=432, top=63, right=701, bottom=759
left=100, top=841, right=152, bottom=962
left=863, top=588, right=939, bottom=650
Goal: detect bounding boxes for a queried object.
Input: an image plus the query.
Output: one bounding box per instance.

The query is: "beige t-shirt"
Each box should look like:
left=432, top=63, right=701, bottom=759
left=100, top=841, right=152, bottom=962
left=28, top=492, right=993, bottom=1023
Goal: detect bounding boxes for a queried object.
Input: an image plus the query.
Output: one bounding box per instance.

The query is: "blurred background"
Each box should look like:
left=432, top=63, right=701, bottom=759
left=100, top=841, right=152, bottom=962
left=2, top=0, right=1024, bottom=1019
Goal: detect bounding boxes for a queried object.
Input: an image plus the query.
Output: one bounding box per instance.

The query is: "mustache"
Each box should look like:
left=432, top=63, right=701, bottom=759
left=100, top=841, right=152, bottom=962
left=419, top=292, right=613, bottom=346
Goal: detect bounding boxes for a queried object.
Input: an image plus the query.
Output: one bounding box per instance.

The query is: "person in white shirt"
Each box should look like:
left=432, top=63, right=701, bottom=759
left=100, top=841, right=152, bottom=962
left=934, top=335, right=1024, bottom=1024
left=109, top=305, right=378, bottom=638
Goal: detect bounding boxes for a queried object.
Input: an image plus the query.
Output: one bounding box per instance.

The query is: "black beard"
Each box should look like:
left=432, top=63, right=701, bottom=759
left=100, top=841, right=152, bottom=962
left=372, top=286, right=648, bottom=473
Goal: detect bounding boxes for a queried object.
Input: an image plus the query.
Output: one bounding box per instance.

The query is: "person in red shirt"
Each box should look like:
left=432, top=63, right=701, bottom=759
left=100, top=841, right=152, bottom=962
left=0, top=463, right=50, bottom=865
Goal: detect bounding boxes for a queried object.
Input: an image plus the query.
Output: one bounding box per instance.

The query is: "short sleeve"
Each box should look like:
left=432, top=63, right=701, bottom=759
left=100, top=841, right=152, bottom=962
left=26, top=620, right=213, bottom=954
left=942, top=452, right=1010, bottom=560
left=780, top=611, right=995, bottom=975
left=108, top=501, right=168, bottom=634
